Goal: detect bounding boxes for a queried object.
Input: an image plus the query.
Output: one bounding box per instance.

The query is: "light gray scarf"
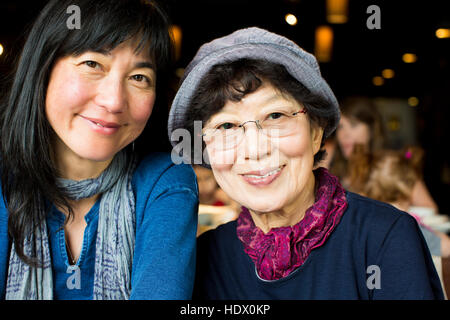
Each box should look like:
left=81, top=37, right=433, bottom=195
left=5, top=150, right=137, bottom=300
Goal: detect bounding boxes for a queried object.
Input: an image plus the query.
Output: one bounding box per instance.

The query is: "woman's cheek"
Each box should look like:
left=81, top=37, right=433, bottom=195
left=46, top=73, right=90, bottom=124
left=207, top=148, right=236, bottom=169
left=132, top=93, right=155, bottom=123
left=278, top=135, right=308, bottom=157
left=126, top=95, right=155, bottom=141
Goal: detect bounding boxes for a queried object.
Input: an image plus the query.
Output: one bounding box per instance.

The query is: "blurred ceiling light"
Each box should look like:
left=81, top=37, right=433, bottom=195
left=315, top=25, right=333, bottom=63
left=372, top=76, right=384, bottom=86
left=436, top=28, right=450, bottom=39
left=0, top=44, right=3, bottom=56
left=381, top=68, right=395, bottom=79
left=285, top=13, right=298, bottom=26
left=388, top=118, right=400, bottom=131
left=169, top=25, right=182, bottom=61
left=402, top=53, right=417, bottom=63
left=408, top=96, right=419, bottom=107
left=326, top=0, right=349, bottom=24
left=175, top=68, right=185, bottom=79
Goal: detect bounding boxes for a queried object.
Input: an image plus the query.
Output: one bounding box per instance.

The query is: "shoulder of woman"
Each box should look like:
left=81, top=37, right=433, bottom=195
left=344, top=191, right=429, bottom=261
left=197, top=220, right=239, bottom=257
left=133, top=152, right=198, bottom=194
left=344, top=191, right=417, bottom=232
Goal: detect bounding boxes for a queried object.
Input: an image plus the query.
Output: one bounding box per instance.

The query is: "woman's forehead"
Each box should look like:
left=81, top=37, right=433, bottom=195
left=69, top=33, right=153, bottom=60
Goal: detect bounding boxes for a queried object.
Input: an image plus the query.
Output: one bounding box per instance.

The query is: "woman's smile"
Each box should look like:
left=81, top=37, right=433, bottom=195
left=240, top=165, right=285, bottom=187
left=78, top=114, right=124, bottom=135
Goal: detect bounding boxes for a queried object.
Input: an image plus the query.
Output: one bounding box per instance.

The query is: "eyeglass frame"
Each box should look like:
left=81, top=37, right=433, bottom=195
left=200, top=108, right=308, bottom=147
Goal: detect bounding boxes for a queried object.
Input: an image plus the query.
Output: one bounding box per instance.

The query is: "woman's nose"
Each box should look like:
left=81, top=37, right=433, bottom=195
left=239, top=123, right=272, bottom=161
left=94, top=75, right=127, bottom=113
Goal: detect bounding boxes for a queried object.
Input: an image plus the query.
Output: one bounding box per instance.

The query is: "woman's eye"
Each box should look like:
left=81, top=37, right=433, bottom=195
left=130, top=74, right=153, bottom=87
left=267, top=112, right=284, bottom=120
left=217, top=122, right=236, bottom=130
left=83, top=60, right=100, bottom=69
left=131, top=74, right=148, bottom=82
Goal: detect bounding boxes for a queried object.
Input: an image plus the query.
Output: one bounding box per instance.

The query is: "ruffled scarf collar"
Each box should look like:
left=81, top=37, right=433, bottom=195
left=236, top=167, right=348, bottom=281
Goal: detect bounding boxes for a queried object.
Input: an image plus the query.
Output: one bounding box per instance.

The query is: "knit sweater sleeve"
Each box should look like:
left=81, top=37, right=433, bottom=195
left=130, top=153, right=199, bottom=300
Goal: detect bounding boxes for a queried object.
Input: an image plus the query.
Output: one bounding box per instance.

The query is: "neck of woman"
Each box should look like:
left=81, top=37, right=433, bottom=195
left=249, top=173, right=317, bottom=234
left=53, top=143, right=113, bottom=181
left=52, top=141, right=112, bottom=218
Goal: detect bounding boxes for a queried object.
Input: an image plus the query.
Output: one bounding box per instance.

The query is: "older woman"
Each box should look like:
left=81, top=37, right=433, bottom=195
left=0, top=0, right=198, bottom=300
left=168, top=27, right=444, bottom=299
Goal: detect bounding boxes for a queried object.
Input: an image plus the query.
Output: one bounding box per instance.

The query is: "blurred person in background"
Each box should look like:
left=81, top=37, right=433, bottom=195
left=353, top=146, right=450, bottom=258
left=194, top=165, right=239, bottom=236
left=194, top=165, right=233, bottom=206
left=328, top=97, right=439, bottom=212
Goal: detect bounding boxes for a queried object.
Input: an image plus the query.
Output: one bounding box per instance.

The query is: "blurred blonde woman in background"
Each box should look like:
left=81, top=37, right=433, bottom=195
left=352, top=146, right=450, bottom=258
left=329, top=97, right=439, bottom=211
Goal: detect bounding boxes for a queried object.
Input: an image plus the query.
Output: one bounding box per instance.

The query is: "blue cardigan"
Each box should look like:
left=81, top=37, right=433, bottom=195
left=0, top=152, right=199, bottom=300
left=194, top=191, right=444, bottom=300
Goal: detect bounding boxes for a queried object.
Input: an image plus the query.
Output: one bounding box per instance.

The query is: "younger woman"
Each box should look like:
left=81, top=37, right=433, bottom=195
left=0, top=0, right=198, bottom=300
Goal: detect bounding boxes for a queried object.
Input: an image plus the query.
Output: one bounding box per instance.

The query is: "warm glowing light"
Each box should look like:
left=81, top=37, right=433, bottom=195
left=408, top=96, right=419, bottom=107
left=382, top=69, right=395, bottom=79
left=169, top=25, right=182, bottom=61
left=388, top=119, right=400, bottom=131
left=315, top=26, right=333, bottom=63
left=285, top=14, right=298, bottom=26
left=402, top=53, right=417, bottom=63
left=0, top=44, right=3, bottom=56
left=372, top=76, right=384, bottom=86
left=436, top=28, right=450, bottom=39
left=326, top=0, right=348, bottom=24
left=175, top=68, right=185, bottom=79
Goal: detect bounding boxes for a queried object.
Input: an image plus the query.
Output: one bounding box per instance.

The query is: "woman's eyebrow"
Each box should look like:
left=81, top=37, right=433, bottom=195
left=134, top=61, right=155, bottom=70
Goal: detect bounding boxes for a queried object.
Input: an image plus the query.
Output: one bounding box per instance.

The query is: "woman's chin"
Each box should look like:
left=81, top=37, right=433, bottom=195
left=71, top=147, right=119, bottom=163
left=240, top=199, right=284, bottom=214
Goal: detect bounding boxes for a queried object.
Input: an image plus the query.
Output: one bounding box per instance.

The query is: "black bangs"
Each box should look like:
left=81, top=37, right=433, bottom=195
left=55, top=0, right=171, bottom=71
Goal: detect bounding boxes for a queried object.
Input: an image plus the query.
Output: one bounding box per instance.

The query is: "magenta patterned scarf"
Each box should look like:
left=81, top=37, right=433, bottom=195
left=236, top=167, right=348, bottom=281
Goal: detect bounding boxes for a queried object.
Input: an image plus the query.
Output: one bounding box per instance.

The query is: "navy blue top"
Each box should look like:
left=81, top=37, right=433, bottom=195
left=0, top=152, right=199, bottom=300
left=194, top=191, right=444, bottom=300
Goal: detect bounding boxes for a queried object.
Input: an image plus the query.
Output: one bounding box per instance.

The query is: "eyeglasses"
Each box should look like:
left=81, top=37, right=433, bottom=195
left=201, top=108, right=307, bottom=150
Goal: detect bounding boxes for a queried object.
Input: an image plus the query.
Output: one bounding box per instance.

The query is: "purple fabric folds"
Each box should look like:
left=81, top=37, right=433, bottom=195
left=237, top=167, right=348, bottom=280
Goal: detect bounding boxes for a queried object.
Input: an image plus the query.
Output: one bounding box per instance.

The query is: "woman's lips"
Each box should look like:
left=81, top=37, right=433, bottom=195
left=79, top=115, right=122, bottom=135
left=240, top=165, right=285, bottom=187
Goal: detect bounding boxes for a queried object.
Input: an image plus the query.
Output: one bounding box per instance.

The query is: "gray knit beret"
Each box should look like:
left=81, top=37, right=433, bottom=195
left=168, top=27, right=340, bottom=147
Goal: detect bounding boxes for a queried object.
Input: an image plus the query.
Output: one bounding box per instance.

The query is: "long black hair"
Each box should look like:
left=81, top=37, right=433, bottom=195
left=0, top=0, right=173, bottom=266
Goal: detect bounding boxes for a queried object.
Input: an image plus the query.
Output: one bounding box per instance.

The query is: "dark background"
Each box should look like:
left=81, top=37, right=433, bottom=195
left=0, top=0, right=449, bottom=214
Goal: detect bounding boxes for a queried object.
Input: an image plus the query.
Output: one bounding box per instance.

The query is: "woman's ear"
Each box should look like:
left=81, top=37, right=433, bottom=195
left=311, top=124, right=324, bottom=156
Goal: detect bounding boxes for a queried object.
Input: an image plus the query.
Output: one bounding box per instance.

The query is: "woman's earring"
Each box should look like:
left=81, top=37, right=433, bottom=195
left=132, top=141, right=135, bottom=153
